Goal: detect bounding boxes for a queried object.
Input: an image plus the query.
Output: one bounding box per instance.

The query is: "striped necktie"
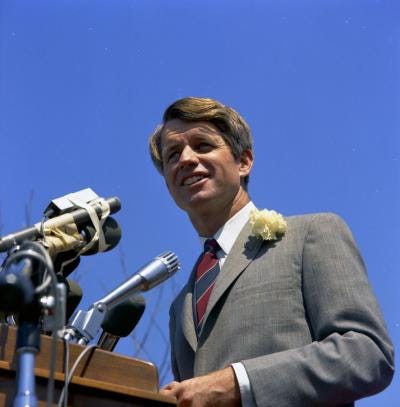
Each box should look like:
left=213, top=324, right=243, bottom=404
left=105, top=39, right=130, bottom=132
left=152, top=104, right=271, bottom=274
left=194, top=238, right=221, bottom=334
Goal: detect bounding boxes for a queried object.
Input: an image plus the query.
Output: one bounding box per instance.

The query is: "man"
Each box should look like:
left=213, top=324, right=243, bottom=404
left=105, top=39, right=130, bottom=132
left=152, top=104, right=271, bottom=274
left=149, top=97, right=394, bottom=406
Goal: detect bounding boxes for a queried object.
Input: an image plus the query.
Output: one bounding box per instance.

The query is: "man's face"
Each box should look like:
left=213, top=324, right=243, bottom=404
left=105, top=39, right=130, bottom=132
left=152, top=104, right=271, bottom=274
left=160, top=119, right=252, bottom=216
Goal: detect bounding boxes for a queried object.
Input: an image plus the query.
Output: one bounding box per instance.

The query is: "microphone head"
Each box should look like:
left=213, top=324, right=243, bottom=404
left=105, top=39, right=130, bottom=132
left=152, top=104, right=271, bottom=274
left=80, top=217, right=122, bottom=256
left=0, top=270, right=35, bottom=313
left=52, top=217, right=121, bottom=276
left=54, top=255, right=81, bottom=276
left=101, top=294, right=146, bottom=337
left=143, top=251, right=180, bottom=290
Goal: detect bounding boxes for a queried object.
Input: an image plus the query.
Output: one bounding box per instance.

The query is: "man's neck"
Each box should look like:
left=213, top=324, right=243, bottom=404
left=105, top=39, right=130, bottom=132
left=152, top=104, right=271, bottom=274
left=188, top=190, right=251, bottom=237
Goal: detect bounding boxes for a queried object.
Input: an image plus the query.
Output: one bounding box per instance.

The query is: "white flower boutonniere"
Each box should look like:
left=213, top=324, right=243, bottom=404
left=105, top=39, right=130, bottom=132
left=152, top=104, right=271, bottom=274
left=249, top=208, right=287, bottom=241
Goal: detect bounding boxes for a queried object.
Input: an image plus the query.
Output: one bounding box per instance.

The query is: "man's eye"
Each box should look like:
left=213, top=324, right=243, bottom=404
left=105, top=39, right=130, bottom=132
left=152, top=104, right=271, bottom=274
left=197, top=142, right=213, bottom=152
left=166, top=151, right=179, bottom=163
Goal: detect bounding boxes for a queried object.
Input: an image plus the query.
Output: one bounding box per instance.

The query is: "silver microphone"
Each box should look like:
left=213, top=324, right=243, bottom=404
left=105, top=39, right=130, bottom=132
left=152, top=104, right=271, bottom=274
left=96, top=251, right=178, bottom=309
left=63, top=251, right=179, bottom=344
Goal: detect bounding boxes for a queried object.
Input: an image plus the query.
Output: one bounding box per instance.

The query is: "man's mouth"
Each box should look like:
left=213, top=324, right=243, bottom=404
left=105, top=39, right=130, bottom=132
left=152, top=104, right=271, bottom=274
left=182, top=175, right=207, bottom=186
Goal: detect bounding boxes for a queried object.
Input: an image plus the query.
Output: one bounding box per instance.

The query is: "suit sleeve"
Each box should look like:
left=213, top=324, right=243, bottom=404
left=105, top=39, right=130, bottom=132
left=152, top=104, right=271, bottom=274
left=242, top=213, right=394, bottom=406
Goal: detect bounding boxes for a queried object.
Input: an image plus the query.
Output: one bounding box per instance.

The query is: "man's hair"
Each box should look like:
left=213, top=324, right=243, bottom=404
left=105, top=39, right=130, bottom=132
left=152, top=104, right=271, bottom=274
left=148, top=97, right=253, bottom=185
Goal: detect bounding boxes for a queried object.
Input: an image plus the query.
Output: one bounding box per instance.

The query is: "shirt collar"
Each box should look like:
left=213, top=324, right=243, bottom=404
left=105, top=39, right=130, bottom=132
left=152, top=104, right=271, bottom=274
left=199, top=201, right=256, bottom=255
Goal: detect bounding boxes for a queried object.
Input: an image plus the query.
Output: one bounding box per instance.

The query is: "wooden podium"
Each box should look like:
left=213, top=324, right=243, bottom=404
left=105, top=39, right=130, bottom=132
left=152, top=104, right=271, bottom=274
left=0, top=324, right=176, bottom=406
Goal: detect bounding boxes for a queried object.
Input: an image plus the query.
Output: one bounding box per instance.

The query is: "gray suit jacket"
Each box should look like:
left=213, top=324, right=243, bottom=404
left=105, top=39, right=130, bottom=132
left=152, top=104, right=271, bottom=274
left=169, top=213, right=394, bottom=406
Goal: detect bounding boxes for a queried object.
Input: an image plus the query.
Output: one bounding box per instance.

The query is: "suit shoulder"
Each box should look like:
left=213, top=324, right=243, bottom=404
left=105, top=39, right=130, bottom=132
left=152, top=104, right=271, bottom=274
left=286, top=212, right=348, bottom=227
left=285, top=212, right=353, bottom=238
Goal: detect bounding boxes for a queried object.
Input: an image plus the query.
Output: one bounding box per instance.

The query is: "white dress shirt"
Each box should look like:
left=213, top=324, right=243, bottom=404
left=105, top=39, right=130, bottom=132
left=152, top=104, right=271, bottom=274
left=199, top=201, right=257, bottom=407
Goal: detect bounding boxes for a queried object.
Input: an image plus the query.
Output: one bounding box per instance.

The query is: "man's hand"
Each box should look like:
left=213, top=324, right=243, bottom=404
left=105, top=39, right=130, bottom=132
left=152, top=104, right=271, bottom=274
left=160, top=367, right=241, bottom=407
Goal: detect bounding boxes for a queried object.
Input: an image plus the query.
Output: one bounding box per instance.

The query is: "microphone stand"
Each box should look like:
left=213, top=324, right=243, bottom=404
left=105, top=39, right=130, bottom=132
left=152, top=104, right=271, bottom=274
left=0, top=243, right=59, bottom=407
left=4, top=258, right=42, bottom=407
left=14, top=319, right=41, bottom=407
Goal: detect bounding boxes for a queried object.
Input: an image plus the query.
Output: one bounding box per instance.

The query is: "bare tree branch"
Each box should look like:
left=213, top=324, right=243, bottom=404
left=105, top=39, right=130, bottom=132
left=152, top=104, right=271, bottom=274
left=24, top=189, right=35, bottom=227
left=158, top=341, right=171, bottom=384
left=129, top=332, right=153, bottom=361
left=0, top=204, right=4, bottom=236
left=0, top=204, right=5, bottom=262
left=118, top=245, right=130, bottom=279
left=136, top=284, right=165, bottom=356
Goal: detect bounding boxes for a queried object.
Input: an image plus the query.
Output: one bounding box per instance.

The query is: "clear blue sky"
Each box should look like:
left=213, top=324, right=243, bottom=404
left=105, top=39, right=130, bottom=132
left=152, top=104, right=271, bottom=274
left=0, top=0, right=399, bottom=405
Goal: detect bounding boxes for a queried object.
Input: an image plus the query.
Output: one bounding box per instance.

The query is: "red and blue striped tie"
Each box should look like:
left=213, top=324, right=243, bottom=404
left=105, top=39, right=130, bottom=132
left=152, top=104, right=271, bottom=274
left=194, top=239, right=221, bottom=335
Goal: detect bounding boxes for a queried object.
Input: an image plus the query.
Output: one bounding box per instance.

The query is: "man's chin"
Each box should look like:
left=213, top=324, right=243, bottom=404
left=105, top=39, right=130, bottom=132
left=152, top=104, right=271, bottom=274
left=177, top=193, right=216, bottom=213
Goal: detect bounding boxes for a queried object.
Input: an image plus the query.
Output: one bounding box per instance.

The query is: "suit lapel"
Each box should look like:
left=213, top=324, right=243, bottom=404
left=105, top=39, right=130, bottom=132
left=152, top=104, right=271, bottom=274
left=179, top=220, right=264, bottom=348
left=201, top=221, right=263, bottom=332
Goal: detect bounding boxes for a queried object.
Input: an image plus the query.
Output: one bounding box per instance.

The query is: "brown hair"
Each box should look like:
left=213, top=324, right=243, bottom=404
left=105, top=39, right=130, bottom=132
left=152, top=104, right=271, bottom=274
left=149, top=97, right=253, bottom=185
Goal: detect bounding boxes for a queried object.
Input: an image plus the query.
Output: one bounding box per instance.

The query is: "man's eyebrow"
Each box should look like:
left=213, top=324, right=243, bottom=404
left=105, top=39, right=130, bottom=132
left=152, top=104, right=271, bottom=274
left=162, top=141, right=180, bottom=157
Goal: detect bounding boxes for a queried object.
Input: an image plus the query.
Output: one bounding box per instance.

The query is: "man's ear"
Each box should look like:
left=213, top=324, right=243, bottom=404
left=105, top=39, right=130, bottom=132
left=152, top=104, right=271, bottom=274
left=238, top=149, right=254, bottom=178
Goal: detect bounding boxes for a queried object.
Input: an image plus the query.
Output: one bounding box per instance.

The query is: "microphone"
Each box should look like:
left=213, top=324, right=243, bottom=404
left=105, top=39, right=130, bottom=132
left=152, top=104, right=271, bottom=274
left=80, top=217, right=121, bottom=256
left=95, top=251, right=179, bottom=309
left=0, top=196, right=121, bottom=253
left=64, top=278, right=83, bottom=321
left=0, top=241, right=47, bottom=313
left=97, top=294, right=145, bottom=351
left=52, top=217, right=122, bottom=276
left=64, top=251, right=179, bottom=344
left=0, top=259, right=35, bottom=313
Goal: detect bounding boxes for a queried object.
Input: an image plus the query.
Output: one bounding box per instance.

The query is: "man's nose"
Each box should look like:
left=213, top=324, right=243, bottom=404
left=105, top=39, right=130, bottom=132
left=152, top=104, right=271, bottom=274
left=179, top=145, right=198, bottom=167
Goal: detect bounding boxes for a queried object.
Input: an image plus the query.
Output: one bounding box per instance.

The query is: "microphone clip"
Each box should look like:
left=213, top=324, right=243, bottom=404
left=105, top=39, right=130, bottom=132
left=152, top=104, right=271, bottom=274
left=63, top=302, right=107, bottom=345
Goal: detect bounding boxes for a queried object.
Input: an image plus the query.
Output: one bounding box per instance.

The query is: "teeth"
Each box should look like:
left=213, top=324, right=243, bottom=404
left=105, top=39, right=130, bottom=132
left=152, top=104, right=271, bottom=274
left=183, top=175, right=205, bottom=186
